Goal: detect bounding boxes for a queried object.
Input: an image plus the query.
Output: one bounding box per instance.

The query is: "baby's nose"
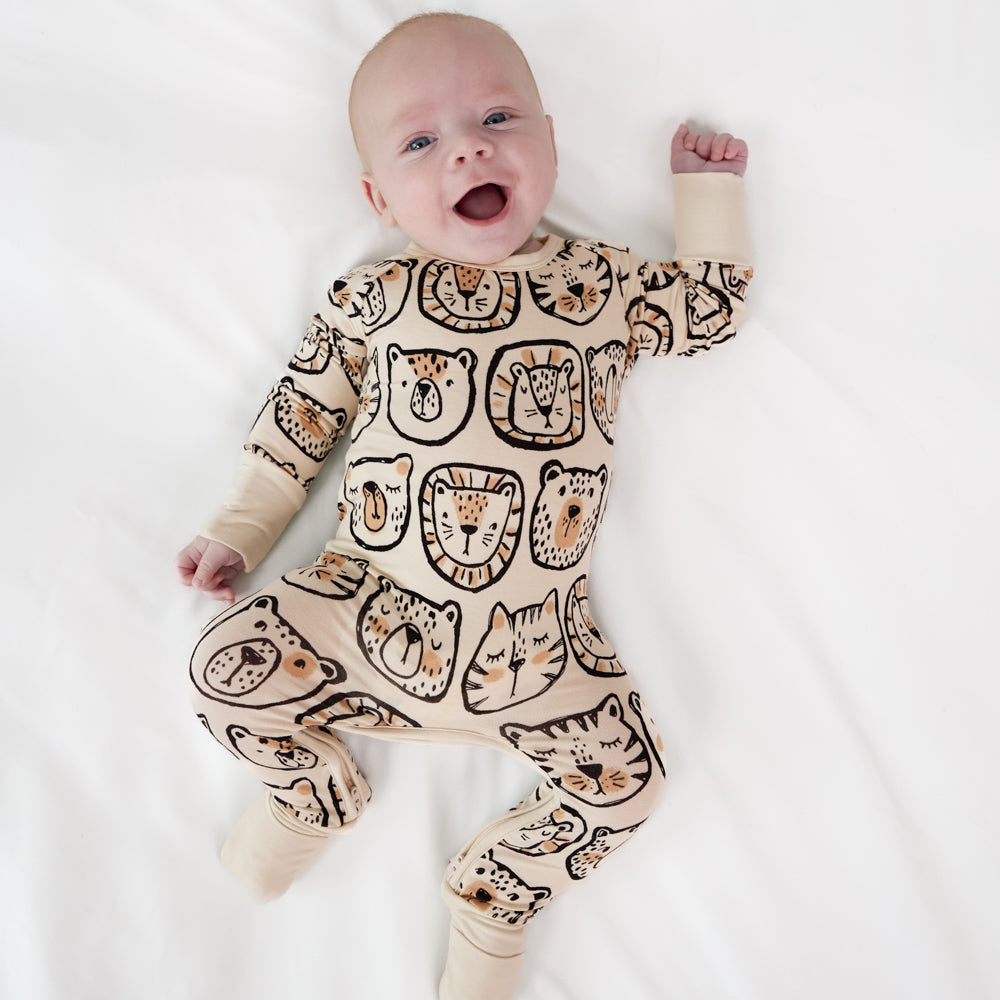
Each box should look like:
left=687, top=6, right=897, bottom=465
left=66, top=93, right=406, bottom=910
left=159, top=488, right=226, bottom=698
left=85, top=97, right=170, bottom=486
left=451, top=130, right=493, bottom=164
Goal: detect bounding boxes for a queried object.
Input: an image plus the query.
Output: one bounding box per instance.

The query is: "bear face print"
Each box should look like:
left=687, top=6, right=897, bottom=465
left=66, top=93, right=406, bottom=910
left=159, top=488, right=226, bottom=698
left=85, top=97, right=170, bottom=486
left=270, top=377, right=348, bottom=462
left=342, top=455, right=412, bottom=551
left=486, top=341, right=585, bottom=449
left=586, top=340, right=627, bottom=444
left=419, top=464, right=524, bottom=591
left=529, top=461, right=609, bottom=569
left=227, top=725, right=320, bottom=770
left=501, top=694, right=652, bottom=808
left=334, top=258, right=415, bottom=335
left=356, top=578, right=461, bottom=702
left=454, top=850, right=550, bottom=926
left=462, top=589, right=566, bottom=713
left=564, top=575, right=624, bottom=675
left=527, top=242, right=613, bottom=324
left=386, top=344, right=476, bottom=444
left=191, top=596, right=345, bottom=708
left=418, top=260, right=521, bottom=331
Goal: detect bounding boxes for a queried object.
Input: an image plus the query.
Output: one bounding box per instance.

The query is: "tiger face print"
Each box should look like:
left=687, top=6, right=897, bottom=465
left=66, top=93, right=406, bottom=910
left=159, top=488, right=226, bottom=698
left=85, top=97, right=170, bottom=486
left=527, top=242, right=613, bottom=324
left=420, top=465, right=524, bottom=591
left=418, top=260, right=521, bottom=331
left=501, top=694, right=651, bottom=807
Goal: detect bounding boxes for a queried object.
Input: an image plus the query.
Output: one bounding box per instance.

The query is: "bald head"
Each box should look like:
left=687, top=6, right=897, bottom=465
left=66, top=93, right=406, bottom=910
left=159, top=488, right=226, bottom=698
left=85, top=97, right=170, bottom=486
left=349, top=14, right=542, bottom=168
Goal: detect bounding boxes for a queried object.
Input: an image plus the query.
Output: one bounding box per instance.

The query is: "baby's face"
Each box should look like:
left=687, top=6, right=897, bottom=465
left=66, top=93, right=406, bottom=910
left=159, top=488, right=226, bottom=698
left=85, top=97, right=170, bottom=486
left=353, top=20, right=558, bottom=266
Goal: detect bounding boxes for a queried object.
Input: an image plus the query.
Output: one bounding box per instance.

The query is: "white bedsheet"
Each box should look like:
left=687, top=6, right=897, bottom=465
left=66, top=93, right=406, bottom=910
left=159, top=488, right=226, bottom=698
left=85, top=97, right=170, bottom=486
left=4, top=1, right=999, bottom=997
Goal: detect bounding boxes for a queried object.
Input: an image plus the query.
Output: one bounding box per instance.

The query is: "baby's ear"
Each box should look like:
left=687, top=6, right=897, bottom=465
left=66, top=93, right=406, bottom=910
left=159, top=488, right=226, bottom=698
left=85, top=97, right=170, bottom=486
left=359, top=173, right=397, bottom=228
left=546, top=114, right=558, bottom=170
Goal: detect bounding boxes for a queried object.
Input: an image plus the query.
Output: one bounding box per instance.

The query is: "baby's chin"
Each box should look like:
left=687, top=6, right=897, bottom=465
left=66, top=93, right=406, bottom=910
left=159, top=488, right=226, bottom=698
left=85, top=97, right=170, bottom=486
left=415, top=230, right=542, bottom=267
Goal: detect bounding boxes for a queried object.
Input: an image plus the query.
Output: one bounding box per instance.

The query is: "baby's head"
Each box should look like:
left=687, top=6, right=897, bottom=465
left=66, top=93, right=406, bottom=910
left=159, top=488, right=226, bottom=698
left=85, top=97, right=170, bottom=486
left=349, top=14, right=558, bottom=266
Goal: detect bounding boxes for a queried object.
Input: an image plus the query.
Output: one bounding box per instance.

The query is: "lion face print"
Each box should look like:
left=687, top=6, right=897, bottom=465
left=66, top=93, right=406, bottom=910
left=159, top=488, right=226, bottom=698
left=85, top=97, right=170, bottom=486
left=527, top=242, right=613, bottom=324
left=529, top=461, right=609, bottom=569
left=418, top=260, right=521, bottom=331
left=420, top=465, right=524, bottom=591
left=342, top=454, right=412, bottom=551
left=462, top=590, right=566, bottom=713
left=191, top=595, right=345, bottom=708
left=564, top=576, right=624, bottom=676
left=501, top=694, right=651, bottom=807
left=487, top=341, right=585, bottom=449
left=454, top=850, right=550, bottom=926
left=586, top=340, right=627, bottom=444
left=356, top=578, right=461, bottom=701
left=386, top=344, right=476, bottom=444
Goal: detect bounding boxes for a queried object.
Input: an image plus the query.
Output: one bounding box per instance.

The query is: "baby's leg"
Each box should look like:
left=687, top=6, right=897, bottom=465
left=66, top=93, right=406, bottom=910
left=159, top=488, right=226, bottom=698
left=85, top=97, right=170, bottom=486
left=438, top=679, right=668, bottom=1000
left=189, top=554, right=379, bottom=899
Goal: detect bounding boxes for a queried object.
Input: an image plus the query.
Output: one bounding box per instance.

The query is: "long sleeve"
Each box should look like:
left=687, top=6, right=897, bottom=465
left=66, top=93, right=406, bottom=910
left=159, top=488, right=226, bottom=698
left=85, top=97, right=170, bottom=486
left=625, top=172, right=753, bottom=362
left=200, top=283, right=368, bottom=571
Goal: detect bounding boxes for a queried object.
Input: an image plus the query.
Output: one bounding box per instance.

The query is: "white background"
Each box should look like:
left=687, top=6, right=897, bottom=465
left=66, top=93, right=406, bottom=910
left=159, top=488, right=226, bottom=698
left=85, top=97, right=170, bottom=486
left=3, top=0, right=999, bottom=997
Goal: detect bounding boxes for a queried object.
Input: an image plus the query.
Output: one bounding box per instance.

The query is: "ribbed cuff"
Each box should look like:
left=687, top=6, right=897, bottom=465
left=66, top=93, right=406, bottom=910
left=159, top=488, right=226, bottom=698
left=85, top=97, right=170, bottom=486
left=673, top=172, right=752, bottom=266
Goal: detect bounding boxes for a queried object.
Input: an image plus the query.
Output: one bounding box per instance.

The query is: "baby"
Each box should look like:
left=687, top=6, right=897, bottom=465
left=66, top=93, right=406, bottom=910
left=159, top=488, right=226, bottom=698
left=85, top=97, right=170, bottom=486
left=177, top=13, right=751, bottom=1000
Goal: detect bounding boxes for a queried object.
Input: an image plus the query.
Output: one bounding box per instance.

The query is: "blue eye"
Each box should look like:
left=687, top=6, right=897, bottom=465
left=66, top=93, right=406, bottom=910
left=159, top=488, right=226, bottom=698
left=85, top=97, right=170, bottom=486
left=484, top=112, right=510, bottom=125
left=406, top=136, right=434, bottom=152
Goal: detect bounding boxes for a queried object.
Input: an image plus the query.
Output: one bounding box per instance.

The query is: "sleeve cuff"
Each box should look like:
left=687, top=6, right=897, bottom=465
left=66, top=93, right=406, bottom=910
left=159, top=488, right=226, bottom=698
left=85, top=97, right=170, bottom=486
left=200, top=451, right=307, bottom=573
left=673, top=172, right=752, bottom=267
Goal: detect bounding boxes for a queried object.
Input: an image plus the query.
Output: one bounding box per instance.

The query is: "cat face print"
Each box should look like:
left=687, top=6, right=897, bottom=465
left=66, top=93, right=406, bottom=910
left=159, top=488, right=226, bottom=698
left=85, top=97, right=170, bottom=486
left=342, top=454, right=412, bottom=551
left=191, top=595, right=345, bottom=708
left=419, top=464, right=524, bottom=591
left=418, top=260, right=521, bottom=331
left=356, top=578, right=461, bottom=702
left=386, top=344, right=476, bottom=444
left=454, top=850, right=550, bottom=926
left=529, top=462, right=609, bottom=569
left=501, top=694, right=652, bottom=807
left=527, top=242, right=614, bottom=324
left=586, top=340, right=627, bottom=444
left=487, top=341, right=584, bottom=449
left=462, top=590, right=566, bottom=713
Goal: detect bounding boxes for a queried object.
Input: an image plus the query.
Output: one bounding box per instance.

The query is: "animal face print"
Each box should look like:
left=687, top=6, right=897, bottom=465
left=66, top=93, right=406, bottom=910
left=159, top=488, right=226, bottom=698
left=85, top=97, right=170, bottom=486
left=678, top=262, right=739, bottom=355
left=420, top=465, right=523, bottom=591
left=418, top=260, right=521, bottom=331
left=357, top=578, right=461, bottom=701
left=335, top=258, right=415, bottom=335
left=296, top=691, right=420, bottom=730
left=628, top=690, right=667, bottom=779
left=290, top=315, right=333, bottom=375
left=282, top=551, right=370, bottom=600
left=270, top=377, right=348, bottom=462
left=227, top=725, right=319, bottom=770
left=564, top=576, right=624, bottom=675
left=351, top=347, right=382, bottom=441
left=192, top=596, right=345, bottom=708
left=566, top=823, right=644, bottom=881
left=500, top=795, right=586, bottom=857
left=455, top=851, right=550, bottom=926
left=486, top=342, right=585, bottom=449
left=462, top=590, right=566, bottom=713
left=386, top=344, right=476, bottom=444
left=529, top=462, right=609, bottom=569
left=527, top=242, right=613, bottom=324
left=586, top=340, right=627, bottom=444
left=626, top=295, right=674, bottom=361
left=269, top=775, right=345, bottom=829
left=244, top=443, right=313, bottom=492
left=501, top=694, right=651, bottom=807
left=342, top=455, right=412, bottom=551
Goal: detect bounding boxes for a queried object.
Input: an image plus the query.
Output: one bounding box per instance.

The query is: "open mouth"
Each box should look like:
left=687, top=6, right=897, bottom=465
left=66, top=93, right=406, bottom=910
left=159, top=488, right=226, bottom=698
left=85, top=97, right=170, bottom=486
left=454, top=183, right=508, bottom=221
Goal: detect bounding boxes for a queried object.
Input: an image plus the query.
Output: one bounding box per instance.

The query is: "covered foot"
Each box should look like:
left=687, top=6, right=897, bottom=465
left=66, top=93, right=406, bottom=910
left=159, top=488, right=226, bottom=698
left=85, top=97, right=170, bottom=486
left=438, top=924, right=525, bottom=1000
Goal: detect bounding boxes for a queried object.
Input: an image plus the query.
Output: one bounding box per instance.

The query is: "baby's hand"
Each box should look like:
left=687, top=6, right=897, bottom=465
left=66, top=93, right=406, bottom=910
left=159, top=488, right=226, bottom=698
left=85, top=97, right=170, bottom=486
left=671, top=124, right=748, bottom=177
left=176, top=535, right=245, bottom=604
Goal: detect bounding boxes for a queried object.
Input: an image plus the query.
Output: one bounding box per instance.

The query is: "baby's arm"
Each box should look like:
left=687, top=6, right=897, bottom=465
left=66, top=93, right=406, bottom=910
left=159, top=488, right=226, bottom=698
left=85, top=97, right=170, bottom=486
left=175, top=535, right=245, bottom=604
left=671, top=123, right=748, bottom=177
